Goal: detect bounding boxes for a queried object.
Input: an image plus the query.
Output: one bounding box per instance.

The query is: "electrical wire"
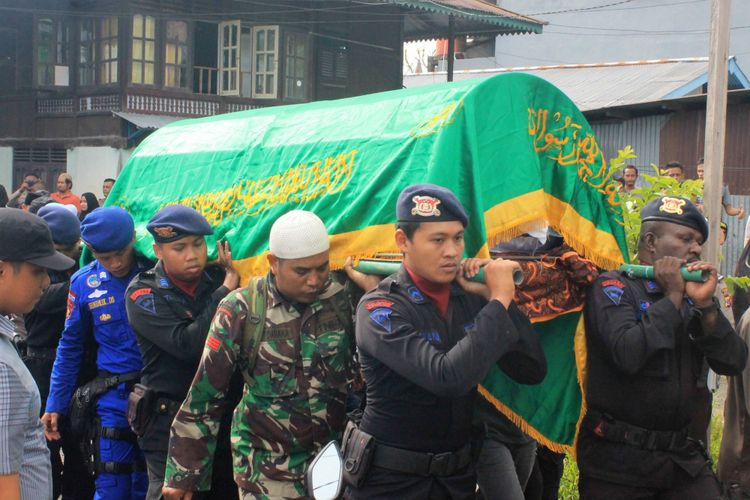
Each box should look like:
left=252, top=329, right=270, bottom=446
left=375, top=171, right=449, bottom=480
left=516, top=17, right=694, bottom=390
left=528, top=0, right=636, bottom=16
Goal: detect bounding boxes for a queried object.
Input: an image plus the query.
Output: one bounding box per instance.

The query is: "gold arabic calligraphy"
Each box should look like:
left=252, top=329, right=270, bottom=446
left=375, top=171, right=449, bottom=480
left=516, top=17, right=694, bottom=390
left=167, top=149, right=357, bottom=225
left=528, top=107, right=621, bottom=214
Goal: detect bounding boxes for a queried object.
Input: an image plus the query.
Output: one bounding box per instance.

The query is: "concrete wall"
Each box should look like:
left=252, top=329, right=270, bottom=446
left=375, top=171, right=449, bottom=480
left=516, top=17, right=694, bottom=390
left=0, top=147, right=12, bottom=194
left=66, top=147, right=131, bottom=200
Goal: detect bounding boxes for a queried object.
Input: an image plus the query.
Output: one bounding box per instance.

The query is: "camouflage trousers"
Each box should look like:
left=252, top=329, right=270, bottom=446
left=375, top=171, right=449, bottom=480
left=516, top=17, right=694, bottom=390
left=238, top=478, right=306, bottom=500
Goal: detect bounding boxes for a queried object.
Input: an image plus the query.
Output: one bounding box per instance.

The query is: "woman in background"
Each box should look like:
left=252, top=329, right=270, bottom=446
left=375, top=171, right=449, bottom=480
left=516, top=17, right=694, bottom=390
left=78, top=192, right=99, bottom=221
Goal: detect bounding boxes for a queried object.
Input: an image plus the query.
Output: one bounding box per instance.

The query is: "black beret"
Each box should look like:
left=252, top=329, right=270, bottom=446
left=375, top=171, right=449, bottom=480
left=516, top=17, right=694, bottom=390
left=641, top=196, right=708, bottom=241
left=396, top=184, right=468, bottom=227
left=147, top=205, right=213, bottom=243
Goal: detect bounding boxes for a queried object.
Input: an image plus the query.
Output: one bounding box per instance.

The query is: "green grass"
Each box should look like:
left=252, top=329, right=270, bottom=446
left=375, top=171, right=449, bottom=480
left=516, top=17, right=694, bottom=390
left=556, top=413, right=724, bottom=499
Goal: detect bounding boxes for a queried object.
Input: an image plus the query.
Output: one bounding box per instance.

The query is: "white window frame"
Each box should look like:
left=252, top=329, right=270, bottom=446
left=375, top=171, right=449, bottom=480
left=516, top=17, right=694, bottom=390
left=251, top=25, right=279, bottom=99
left=218, top=20, right=240, bottom=96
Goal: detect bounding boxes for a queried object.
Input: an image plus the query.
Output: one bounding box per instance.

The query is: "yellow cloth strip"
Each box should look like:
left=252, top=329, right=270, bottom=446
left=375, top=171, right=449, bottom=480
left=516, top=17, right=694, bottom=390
left=483, top=190, right=624, bottom=270
left=572, top=313, right=589, bottom=460
left=233, top=193, right=623, bottom=284
left=477, top=384, right=572, bottom=455
left=232, top=223, right=399, bottom=285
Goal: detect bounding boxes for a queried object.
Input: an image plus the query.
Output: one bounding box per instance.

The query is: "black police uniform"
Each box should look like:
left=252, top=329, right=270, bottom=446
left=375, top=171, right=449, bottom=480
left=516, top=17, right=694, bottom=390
left=126, top=261, right=239, bottom=500
left=578, top=269, right=747, bottom=497
left=23, top=267, right=95, bottom=500
left=347, top=266, right=541, bottom=499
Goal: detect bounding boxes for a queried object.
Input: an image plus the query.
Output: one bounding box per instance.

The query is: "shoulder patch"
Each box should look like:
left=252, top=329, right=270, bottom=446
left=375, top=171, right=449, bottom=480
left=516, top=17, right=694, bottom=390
left=601, top=279, right=625, bottom=289
left=206, top=335, right=221, bottom=352
left=134, top=291, right=156, bottom=314
left=66, top=290, right=76, bottom=319
left=130, top=288, right=152, bottom=301
left=365, top=299, right=394, bottom=310
left=369, top=307, right=393, bottom=333
left=86, top=274, right=101, bottom=288
left=406, top=286, right=427, bottom=303
left=603, top=285, right=624, bottom=305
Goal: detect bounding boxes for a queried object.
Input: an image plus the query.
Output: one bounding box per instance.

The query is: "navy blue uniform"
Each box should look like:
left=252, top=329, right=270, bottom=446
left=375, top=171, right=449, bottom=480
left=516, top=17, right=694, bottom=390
left=578, top=271, right=747, bottom=498
left=348, top=266, right=543, bottom=499
left=47, top=259, right=151, bottom=500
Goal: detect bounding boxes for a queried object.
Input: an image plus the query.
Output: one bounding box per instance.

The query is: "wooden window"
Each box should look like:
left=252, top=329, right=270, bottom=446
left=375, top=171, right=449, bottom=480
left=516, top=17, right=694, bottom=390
left=164, top=20, right=189, bottom=88
left=251, top=25, right=278, bottom=99
left=131, top=14, right=155, bottom=85
left=98, top=16, right=118, bottom=84
left=0, top=29, right=16, bottom=91
left=79, top=19, right=95, bottom=86
left=284, top=32, right=307, bottom=100
left=36, top=17, right=70, bottom=86
left=218, top=21, right=240, bottom=96
left=319, top=41, right=348, bottom=85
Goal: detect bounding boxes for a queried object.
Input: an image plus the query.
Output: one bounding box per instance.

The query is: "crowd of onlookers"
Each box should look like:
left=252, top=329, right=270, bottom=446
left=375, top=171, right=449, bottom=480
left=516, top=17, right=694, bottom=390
left=0, top=172, right=115, bottom=218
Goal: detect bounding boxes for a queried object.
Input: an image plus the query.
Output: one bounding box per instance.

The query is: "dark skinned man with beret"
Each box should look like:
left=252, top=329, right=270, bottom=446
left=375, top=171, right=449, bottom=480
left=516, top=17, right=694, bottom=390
left=578, top=196, right=747, bottom=499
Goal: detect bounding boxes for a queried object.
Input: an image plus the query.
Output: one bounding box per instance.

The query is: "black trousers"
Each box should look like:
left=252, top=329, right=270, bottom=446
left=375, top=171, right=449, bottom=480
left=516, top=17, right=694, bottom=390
left=345, top=464, right=476, bottom=500
left=26, top=357, right=95, bottom=500
left=579, top=464, right=722, bottom=500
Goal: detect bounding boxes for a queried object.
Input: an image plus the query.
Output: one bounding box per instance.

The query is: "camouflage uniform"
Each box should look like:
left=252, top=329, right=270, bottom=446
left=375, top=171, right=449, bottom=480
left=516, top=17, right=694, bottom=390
left=164, top=273, right=353, bottom=499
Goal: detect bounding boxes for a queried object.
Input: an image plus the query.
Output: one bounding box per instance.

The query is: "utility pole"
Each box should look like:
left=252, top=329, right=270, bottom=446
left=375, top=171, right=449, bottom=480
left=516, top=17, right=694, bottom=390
left=447, top=16, right=455, bottom=82
left=703, top=0, right=731, bottom=267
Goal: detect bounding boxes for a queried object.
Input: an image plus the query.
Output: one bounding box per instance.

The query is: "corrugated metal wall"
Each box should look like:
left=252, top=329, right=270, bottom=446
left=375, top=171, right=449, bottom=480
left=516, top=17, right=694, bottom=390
left=591, top=115, right=670, bottom=183
left=723, top=194, right=750, bottom=277
left=659, top=103, right=750, bottom=194
left=589, top=114, right=749, bottom=276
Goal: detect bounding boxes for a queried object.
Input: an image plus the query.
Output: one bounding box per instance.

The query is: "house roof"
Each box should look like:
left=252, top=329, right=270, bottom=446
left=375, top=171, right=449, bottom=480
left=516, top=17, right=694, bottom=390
left=113, top=112, right=183, bottom=129
left=381, top=0, right=545, bottom=41
left=403, top=57, right=750, bottom=111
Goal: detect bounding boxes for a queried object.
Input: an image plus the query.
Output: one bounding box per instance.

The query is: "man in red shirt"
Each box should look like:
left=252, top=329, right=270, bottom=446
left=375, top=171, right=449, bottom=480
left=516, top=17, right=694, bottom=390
left=50, top=173, right=81, bottom=213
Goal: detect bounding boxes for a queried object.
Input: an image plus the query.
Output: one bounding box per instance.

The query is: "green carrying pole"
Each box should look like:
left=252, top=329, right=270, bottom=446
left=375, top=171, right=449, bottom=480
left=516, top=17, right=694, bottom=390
left=355, top=259, right=524, bottom=285
left=618, top=264, right=709, bottom=282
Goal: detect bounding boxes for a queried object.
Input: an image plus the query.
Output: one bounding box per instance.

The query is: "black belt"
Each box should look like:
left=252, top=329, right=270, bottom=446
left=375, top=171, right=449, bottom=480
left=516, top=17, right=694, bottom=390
left=372, top=442, right=471, bottom=477
left=26, top=346, right=57, bottom=361
left=584, top=410, right=689, bottom=451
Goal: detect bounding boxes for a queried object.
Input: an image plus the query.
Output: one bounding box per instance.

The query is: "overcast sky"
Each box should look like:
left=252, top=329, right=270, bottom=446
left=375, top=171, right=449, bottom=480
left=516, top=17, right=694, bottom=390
left=406, top=0, right=750, bottom=74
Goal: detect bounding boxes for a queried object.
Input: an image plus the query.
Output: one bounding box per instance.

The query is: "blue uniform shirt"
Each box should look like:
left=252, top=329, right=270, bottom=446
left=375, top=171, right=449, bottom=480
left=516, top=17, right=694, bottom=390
left=46, top=259, right=151, bottom=414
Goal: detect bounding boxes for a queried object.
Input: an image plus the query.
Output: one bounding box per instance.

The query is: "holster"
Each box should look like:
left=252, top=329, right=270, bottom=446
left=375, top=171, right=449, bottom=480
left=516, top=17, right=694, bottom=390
left=127, top=383, right=155, bottom=437
left=341, top=421, right=376, bottom=488
left=68, top=371, right=139, bottom=438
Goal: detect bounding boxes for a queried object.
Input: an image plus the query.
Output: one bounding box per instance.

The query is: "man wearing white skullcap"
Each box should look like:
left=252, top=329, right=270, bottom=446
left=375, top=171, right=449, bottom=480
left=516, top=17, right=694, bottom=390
left=163, top=210, right=378, bottom=500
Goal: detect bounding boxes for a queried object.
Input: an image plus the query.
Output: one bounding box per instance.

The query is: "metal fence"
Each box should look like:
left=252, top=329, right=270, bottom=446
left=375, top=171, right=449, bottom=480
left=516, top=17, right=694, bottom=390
left=723, top=194, right=750, bottom=277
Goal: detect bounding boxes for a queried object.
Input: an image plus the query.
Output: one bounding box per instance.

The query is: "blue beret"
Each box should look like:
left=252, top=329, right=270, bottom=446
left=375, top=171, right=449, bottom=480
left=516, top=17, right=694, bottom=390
left=38, top=204, right=81, bottom=245
left=147, top=205, right=213, bottom=243
left=396, top=184, right=468, bottom=227
left=641, top=196, right=708, bottom=241
left=81, top=207, right=135, bottom=252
